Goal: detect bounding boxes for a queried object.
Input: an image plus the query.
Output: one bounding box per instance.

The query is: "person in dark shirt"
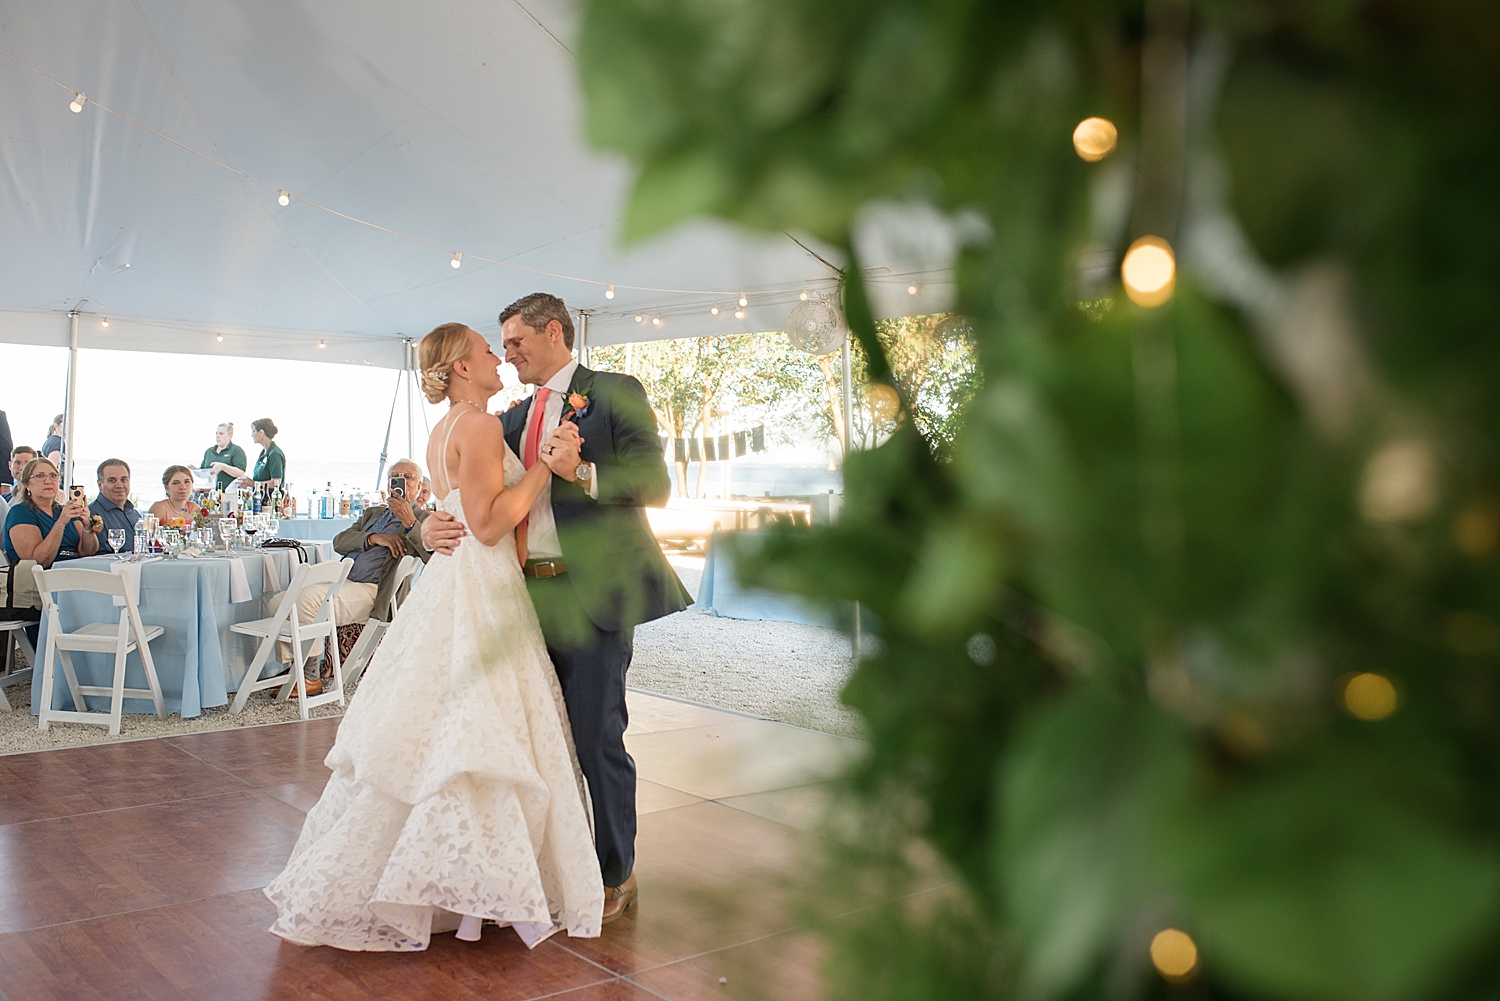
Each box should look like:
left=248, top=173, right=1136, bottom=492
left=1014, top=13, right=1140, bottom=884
left=202, top=422, right=248, bottom=493
left=0, top=410, right=13, bottom=498
left=89, top=459, right=141, bottom=555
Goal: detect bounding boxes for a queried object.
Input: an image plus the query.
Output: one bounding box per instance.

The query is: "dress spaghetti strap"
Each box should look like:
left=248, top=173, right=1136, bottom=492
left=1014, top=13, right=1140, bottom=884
left=434, top=408, right=474, bottom=497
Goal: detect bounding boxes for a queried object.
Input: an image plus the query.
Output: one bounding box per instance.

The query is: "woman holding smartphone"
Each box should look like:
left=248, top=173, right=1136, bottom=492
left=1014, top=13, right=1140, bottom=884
left=4, top=457, right=100, bottom=567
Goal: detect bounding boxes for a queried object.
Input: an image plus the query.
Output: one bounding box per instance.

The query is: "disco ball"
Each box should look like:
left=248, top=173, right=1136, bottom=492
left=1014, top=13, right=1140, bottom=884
left=785, top=295, right=845, bottom=355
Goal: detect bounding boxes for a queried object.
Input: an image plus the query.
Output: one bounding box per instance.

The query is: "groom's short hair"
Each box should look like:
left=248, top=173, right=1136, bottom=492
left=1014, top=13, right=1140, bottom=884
left=499, top=293, right=574, bottom=350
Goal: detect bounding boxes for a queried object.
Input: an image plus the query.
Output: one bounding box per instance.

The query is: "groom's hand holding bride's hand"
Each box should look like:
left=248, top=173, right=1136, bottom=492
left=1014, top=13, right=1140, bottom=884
left=422, top=511, right=466, bottom=556
left=541, top=423, right=584, bottom=480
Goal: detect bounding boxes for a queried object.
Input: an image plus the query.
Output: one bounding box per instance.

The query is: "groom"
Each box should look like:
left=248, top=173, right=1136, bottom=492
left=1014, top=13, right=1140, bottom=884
left=423, top=292, right=690, bottom=923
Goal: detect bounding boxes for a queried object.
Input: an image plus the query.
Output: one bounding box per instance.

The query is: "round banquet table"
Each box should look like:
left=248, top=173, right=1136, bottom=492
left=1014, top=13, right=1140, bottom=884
left=31, top=543, right=336, bottom=719
left=275, top=517, right=356, bottom=540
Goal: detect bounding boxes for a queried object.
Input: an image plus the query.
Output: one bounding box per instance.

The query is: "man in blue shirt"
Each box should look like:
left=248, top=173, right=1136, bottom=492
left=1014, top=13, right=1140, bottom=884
left=90, top=458, right=141, bottom=554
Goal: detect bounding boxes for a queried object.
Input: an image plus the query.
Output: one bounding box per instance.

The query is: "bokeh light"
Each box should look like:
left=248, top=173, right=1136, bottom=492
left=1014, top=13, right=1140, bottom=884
left=1073, top=117, right=1118, bottom=162
left=1150, top=928, right=1199, bottom=980
left=1342, top=673, right=1398, bottom=721
left=1121, top=236, right=1175, bottom=307
left=868, top=383, right=900, bottom=421
left=1454, top=502, right=1500, bottom=557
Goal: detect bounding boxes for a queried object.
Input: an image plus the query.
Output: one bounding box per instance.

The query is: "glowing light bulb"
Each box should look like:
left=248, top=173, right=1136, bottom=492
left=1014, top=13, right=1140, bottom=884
left=710, top=305, right=719, bottom=315
left=635, top=314, right=644, bottom=323
left=734, top=308, right=745, bottom=320
left=277, top=190, right=290, bottom=207
left=605, top=284, right=615, bottom=299
left=799, top=291, right=809, bottom=301
left=450, top=252, right=463, bottom=269
left=1150, top=929, right=1198, bottom=981
left=317, top=339, right=326, bottom=348
left=1072, top=117, right=1118, bottom=162
left=652, top=316, right=662, bottom=327
left=738, top=293, right=748, bottom=307
left=69, top=92, right=85, bottom=113
left=101, top=317, right=110, bottom=328
left=215, top=334, right=224, bottom=343
left=1121, top=236, right=1176, bottom=307
left=1342, top=673, right=1398, bottom=721
left=907, top=284, right=919, bottom=295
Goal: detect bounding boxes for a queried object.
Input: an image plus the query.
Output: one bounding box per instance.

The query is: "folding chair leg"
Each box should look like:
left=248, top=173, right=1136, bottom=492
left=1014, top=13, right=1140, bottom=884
left=328, top=626, right=346, bottom=709
left=230, top=634, right=281, bottom=714
left=136, top=636, right=166, bottom=719
left=37, top=633, right=59, bottom=733
left=108, top=646, right=127, bottom=737
left=0, top=684, right=10, bottom=713
left=57, top=650, right=87, bottom=713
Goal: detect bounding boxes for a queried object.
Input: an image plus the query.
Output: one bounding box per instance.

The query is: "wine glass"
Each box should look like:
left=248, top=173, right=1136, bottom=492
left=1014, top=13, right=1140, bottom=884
left=243, top=514, right=260, bottom=549
left=107, top=529, right=126, bottom=558
left=218, top=516, right=236, bottom=551
left=265, top=514, right=281, bottom=538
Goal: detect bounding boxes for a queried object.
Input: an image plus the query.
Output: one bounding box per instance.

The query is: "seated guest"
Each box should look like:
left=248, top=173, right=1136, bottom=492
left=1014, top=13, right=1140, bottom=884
left=91, top=459, right=141, bottom=555
left=268, top=459, right=431, bottom=695
left=5, top=458, right=100, bottom=567
left=149, top=465, right=201, bottom=525
left=416, top=476, right=432, bottom=509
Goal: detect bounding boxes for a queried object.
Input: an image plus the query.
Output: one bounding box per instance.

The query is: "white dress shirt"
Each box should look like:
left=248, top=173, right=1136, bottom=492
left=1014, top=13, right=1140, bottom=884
left=520, top=360, right=597, bottom=560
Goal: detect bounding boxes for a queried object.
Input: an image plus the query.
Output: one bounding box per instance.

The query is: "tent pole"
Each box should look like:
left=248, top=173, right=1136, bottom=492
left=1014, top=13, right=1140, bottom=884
left=375, top=363, right=404, bottom=491
left=577, top=310, right=590, bottom=368
left=406, top=340, right=415, bottom=459
left=841, top=334, right=861, bottom=658
left=63, top=309, right=79, bottom=488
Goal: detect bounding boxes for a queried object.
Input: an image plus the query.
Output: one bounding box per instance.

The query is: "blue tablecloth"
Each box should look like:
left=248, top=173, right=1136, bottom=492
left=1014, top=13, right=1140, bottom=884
left=31, top=543, right=334, bottom=719
left=275, top=517, right=356, bottom=540
left=699, top=531, right=836, bottom=627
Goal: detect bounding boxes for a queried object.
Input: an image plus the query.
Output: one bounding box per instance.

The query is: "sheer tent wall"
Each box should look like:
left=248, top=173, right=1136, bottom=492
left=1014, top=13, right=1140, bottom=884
left=0, top=0, right=958, bottom=479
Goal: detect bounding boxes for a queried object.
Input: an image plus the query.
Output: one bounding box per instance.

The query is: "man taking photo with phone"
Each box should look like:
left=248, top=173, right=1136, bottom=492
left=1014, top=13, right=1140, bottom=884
left=266, top=459, right=433, bottom=695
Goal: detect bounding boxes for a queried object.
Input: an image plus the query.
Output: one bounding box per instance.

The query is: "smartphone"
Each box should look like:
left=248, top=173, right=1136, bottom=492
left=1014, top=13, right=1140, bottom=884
left=389, top=476, right=406, bottom=499
left=69, top=485, right=85, bottom=503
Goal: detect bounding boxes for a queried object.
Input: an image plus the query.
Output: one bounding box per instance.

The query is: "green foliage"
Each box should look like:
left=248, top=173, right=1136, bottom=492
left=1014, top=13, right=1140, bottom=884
left=580, top=0, right=1500, bottom=998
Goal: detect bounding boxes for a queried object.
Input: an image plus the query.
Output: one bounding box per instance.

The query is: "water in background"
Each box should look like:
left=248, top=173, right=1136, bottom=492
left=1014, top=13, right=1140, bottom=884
left=76, top=454, right=841, bottom=508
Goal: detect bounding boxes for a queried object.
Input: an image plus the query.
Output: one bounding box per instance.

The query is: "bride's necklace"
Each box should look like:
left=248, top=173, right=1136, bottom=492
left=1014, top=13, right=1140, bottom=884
left=448, top=397, right=485, bottom=411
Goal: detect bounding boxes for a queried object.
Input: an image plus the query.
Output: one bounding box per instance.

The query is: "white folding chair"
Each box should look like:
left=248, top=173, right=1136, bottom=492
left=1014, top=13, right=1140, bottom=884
left=0, top=620, right=36, bottom=712
left=343, top=554, right=419, bottom=687
left=31, top=566, right=166, bottom=735
left=229, top=560, right=351, bottom=719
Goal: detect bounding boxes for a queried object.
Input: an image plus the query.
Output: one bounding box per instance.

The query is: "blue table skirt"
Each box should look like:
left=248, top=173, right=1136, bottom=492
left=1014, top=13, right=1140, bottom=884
left=275, top=517, right=356, bottom=540
left=699, top=531, right=837, bottom=628
left=32, top=544, right=334, bottom=719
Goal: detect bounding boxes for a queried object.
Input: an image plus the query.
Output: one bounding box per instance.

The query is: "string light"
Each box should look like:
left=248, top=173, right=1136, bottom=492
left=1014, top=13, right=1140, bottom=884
left=1072, top=117, right=1118, bottom=162
left=652, top=315, right=662, bottom=327
left=799, top=291, right=809, bottom=300
left=450, top=252, right=462, bottom=269
left=1341, top=673, right=1398, bottom=720
left=317, top=339, right=326, bottom=348
left=100, top=317, right=109, bottom=328
left=734, top=308, right=746, bottom=320
left=1121, top=236, right=1176, bottom=307
left=215, top=334, right=224, bottom=342
left=69, top=92, right=84, bottom=113
left=738, top=293, right=748, bottom=307
left=277, top=190, right=290, bottom=207
left=710, top=304, right=719, bottom=315
left=907, top=284, right=919, bottom=295
left=1150, top=929, right=1199, bottom=981
left=605, top=284, right=615, bottom=299
left=635, top=314, right=644, bottom=323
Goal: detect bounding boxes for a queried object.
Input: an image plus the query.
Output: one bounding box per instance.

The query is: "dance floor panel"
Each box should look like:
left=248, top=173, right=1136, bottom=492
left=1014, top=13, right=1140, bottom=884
left=0, top=692, right=865, bottom=1000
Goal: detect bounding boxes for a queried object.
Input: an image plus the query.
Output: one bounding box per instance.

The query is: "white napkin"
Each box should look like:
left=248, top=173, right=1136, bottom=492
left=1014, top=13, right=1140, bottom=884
left=226, top=556, right=251, bottom=602
left=110, top=557, right=159, bottom=607
left=260, top=551, right=284, bottom=592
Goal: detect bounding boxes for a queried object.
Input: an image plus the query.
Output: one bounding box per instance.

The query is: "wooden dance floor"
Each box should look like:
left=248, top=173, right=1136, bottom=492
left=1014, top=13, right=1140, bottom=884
left=0, top=691, right=870, bottom=1000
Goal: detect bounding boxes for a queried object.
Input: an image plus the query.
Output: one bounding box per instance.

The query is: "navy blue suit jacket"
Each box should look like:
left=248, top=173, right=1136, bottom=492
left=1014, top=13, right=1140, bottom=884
left=502, top=366, right=690, bottom=632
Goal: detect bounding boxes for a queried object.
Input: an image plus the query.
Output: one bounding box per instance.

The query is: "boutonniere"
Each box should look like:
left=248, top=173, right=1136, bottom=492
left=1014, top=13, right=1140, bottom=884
left=562, top=390, right=593, bottom=421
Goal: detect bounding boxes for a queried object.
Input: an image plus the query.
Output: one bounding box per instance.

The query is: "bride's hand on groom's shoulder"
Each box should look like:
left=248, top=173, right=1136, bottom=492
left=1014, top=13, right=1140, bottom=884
left=421, top=510, right=466, bottom=556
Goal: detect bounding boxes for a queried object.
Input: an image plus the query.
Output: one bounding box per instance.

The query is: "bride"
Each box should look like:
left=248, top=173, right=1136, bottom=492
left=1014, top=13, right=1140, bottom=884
left=264, top=322, right=604, bottom=950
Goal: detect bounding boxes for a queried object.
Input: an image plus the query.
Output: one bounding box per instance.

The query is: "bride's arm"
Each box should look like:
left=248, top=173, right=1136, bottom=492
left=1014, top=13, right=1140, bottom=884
left=456, top=417, right=553, bottom=547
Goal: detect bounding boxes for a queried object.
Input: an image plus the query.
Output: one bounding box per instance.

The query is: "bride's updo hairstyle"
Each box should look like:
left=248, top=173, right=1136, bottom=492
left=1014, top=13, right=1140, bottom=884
left=419, top=322, right=474, bottom=403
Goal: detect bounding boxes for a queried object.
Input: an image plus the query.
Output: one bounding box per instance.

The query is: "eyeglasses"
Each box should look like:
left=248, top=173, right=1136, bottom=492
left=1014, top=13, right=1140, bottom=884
left=28, top=472, right=59, bottom=483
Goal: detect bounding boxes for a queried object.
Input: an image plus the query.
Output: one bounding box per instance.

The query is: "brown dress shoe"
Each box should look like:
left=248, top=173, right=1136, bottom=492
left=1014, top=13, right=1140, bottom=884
left=601, top=874, right=637, bottom=925
left=300, top=676, right=323, bottom=696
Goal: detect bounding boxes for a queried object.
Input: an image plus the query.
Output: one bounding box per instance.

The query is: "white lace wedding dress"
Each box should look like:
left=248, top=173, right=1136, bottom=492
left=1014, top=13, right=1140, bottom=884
left=263, top=439, right=604, bottom=951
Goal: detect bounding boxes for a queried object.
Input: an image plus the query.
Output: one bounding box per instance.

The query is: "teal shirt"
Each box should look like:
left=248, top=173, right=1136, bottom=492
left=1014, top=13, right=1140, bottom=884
left=254, top=441, right=286, bottom=484
left=202, top=443, right=247, bottom=491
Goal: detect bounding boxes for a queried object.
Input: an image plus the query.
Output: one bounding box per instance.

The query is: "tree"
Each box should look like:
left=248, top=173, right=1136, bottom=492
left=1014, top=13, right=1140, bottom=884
left=580, top=1, right=1500, bottom=1000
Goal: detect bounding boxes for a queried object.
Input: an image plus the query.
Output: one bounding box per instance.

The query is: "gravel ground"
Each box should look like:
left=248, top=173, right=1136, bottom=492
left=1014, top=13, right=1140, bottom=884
left=0, top=555, right=861, bottom=755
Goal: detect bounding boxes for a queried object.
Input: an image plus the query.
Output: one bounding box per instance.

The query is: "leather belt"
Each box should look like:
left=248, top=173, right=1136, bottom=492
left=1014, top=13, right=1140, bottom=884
left=523, top=559, right=568, bottom=579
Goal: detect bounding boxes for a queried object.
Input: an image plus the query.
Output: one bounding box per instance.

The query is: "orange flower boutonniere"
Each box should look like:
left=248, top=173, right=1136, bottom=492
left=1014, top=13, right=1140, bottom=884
left=562, top=390, right=593, bottom=421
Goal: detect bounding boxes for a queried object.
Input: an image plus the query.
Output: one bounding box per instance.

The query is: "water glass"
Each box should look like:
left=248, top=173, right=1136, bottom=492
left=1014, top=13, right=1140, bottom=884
left=265, top=516, right=281, bottom=538
left=218, top=517, right=237, bottom=551
left=107, top=529, right=125, bottom=556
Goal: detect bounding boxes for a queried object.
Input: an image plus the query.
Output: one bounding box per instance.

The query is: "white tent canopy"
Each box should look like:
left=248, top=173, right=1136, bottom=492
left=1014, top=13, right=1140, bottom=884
left=0, top=0, right=959, bottom=369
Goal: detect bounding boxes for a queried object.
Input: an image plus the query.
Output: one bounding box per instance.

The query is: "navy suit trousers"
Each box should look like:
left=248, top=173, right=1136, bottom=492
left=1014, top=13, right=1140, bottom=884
left=526, top=573, right=636, bottom=888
